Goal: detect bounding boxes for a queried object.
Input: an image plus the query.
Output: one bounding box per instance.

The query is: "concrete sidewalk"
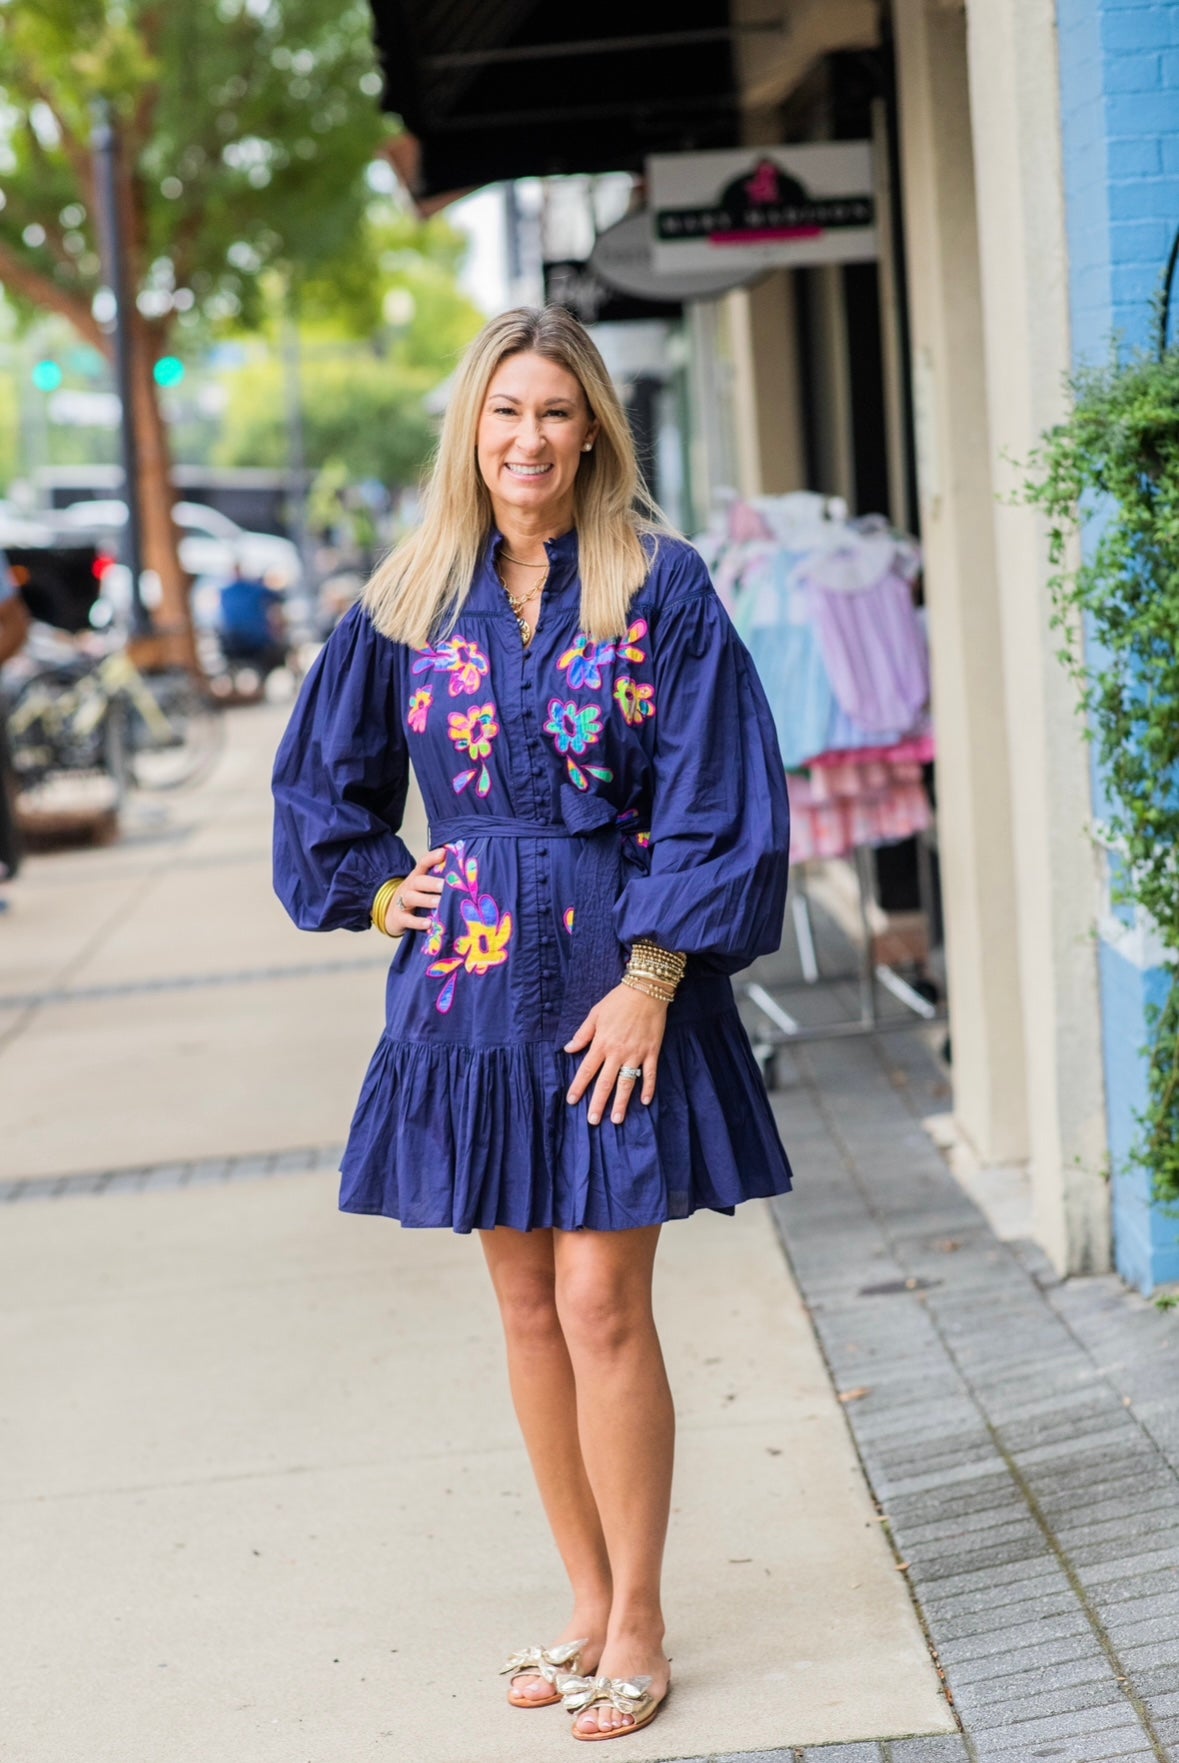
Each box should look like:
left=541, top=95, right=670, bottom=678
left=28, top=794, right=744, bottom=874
left=0, top=701, right=950, bottom=1762
left=3, top=698, right=1178, bottom=1763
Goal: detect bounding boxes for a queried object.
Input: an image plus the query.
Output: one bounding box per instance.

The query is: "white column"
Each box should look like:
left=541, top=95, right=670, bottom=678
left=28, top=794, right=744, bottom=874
left=964, top=0, right=1109, bottom=1272
left=893, top=0, right=1031, bottom=1165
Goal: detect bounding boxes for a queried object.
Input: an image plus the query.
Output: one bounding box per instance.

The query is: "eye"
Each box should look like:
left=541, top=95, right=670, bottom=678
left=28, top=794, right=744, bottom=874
left=492, top=405, right=518, bottom=416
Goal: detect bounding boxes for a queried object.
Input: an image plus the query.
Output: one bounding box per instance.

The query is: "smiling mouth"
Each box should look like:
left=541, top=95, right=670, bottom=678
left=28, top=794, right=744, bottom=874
left=505, top=462, right=554, bottom=477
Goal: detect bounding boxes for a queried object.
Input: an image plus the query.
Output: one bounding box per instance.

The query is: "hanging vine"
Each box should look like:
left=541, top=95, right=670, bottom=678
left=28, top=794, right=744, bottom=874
left=1021, top=318, right=1179, bottom=1205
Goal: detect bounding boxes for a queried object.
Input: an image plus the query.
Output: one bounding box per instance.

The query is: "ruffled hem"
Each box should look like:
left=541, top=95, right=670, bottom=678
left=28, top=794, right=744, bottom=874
left=338, top=1007, right=793, bottom=1233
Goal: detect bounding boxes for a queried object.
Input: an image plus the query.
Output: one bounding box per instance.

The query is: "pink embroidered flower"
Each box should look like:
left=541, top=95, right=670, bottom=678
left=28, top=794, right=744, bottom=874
left=412, top=634, right=490, bottom=697
left=407, top=687, right=432, bottom=733
left=446, top=635, right=490, bottom=696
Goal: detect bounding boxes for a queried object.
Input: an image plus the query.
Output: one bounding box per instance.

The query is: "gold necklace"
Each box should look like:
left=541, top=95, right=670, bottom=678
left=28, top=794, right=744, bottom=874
left=496, top=563, right=549, bottom=644
left=500, top=552, right=549, bottom=567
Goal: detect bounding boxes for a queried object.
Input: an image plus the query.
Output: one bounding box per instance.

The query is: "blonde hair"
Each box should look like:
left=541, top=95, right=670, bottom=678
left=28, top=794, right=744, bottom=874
left=363, top=306, right=675, bottom=646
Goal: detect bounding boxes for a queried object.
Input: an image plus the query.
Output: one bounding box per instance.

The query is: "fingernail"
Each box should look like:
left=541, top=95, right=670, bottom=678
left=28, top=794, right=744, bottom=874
left=612, top=1113, right=622, bottom=1125
left=563, top=1043, right=574, bottom=1052
left=566, top=1092, right=576, bottom=1105
left=588, top=1113, right=600, bottom=1126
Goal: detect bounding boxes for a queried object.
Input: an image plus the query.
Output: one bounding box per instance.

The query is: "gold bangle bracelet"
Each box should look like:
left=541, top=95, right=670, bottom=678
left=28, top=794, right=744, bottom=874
left=629, top=959, right=685, bottom=982
left=629, top=939, right=687, bottom=980
left=371, top=877, right=405, bottom=938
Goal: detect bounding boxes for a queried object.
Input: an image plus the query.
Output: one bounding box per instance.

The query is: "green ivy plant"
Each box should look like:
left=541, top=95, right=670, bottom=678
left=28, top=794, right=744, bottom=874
left=1021, top=341, right=1179, bottom=1206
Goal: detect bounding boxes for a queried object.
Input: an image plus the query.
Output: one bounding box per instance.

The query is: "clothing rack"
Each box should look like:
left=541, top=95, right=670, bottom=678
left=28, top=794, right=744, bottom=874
left=739, top=841, right=947, bottom=1090
left=696, top=490, right=948, bottom=1085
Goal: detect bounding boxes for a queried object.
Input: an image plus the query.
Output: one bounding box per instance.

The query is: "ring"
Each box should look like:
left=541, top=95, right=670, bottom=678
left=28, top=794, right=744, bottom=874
left=395, top=892, right=407, bottom=912
left=619, top=1065, right=643, bottom=1081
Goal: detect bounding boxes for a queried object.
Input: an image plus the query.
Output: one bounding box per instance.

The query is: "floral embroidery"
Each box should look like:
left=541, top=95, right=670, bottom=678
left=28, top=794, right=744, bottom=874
left=407, top=687, right=432, bottom=734
left=425, top=844, right=513, bottom=1013
left=412, top=634, right=490, bottom=697
left=448, top=702, right=499, bottom=797
left=454, top=897, right=513, bottom=974
left=557, top=631, right=616, bottom=690
left=563, top=907, right=575, bottom=935
left=544, top=697, right=614, bottom=791
left=613, top=677, right=656, bottom=726
left=617, top=617, right=648, bottom=664
left=545, top=698, right=601, bottom=754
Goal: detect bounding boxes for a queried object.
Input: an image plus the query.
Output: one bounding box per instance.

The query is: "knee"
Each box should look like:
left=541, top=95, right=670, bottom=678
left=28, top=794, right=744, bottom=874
left=495, top=1269, right=563, bottom=1347
left=557, top=1273, right=649, bottom=1359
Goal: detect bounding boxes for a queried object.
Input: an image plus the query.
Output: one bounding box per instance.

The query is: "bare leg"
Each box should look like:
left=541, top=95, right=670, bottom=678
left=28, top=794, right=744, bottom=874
left=480, top=1227, right=612, bottom=1700
left=554, top=1225, right=674, bottom=1736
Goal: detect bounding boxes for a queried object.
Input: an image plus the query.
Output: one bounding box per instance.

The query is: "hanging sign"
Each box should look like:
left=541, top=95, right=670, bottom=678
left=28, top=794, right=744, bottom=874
left=589, top=210, right=763, bottom=303
left=543, top=258, right=683, bottom=325
left=648, top=144, right=877, bottom=272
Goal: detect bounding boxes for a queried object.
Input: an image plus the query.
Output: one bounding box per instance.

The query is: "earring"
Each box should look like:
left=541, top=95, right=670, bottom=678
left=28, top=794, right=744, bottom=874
left=582, top=443, right=593, bottom=453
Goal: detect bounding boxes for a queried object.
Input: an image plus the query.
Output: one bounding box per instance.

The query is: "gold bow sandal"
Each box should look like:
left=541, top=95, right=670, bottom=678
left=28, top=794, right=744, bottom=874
left=500, top=1639, right=588, bottom=1709
left=560, top=1672, right=666, bottom=1741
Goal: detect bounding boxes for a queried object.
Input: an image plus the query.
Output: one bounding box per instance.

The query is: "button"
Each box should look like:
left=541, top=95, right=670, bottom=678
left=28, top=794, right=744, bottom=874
left=538, top=846, right=549, bottom=857
left=522, top=678, right=533, bottom=690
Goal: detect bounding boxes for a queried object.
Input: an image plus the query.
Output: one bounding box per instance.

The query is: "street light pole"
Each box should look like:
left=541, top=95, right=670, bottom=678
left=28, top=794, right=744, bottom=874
left=91, top=98, right=149, bottom=636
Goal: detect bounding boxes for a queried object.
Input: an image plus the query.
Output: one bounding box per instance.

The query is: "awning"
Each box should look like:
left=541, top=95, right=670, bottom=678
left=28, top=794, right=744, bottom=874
left=368, top=1, right=743, bottom=202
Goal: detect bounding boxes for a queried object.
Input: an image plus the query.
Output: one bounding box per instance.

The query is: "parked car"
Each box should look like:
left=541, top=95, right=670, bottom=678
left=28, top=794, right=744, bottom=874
left=55, top=499, right=303, bottom=589
left=0, top=504, right=104, bottom=633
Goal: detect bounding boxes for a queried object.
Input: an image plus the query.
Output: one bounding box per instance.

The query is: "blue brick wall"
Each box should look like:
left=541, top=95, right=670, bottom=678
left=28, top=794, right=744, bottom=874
left=1056, top=0, right=1179, bottom=1292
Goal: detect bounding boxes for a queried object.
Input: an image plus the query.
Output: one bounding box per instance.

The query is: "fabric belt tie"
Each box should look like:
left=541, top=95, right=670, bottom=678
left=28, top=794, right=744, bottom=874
left=430, top=790, right=638, bottom=1045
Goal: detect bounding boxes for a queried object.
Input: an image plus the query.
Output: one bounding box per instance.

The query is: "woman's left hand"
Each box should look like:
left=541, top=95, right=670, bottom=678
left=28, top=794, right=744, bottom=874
left=564, top=984, right=668, bottom=1125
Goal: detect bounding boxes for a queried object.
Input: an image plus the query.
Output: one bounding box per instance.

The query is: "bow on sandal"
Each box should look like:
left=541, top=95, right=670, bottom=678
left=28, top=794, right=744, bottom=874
left=500, top=1639, right=588, bottom=1709
left=559, top=1673, right=666, bottom=1741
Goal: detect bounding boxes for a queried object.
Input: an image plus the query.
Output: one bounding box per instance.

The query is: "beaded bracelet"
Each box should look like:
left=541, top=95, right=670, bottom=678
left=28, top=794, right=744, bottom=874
left=627, top=938, right=686, bottom=999
left=371, top=877, right=406, bottom=938
left=629, top=938, right=687, bottom=982
left=622, top=973, right=676, bottom=1004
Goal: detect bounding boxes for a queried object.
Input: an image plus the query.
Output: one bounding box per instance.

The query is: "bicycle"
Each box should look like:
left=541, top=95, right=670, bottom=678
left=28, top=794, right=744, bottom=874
left=6, top=643, right=224, bottom=806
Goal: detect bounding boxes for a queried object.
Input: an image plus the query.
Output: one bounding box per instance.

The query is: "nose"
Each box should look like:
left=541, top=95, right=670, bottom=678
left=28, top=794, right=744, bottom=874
left=516, top=418, right=546, bottom=454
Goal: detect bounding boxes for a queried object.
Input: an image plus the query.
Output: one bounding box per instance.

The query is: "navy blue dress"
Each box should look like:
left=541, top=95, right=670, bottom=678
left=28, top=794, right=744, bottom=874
left=272, top=530, right=794, bottom=1232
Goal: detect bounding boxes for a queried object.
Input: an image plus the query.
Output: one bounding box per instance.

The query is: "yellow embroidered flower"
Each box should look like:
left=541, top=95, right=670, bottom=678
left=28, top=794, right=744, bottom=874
left=448, top=703, right=499, bottom=761
left=454, top=898, right=513, bottom=974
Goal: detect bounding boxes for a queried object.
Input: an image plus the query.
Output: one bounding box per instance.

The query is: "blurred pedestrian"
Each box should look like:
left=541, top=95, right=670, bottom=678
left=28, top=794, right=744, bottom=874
left=272, top=306, right=792, bottom=1742
left=0, top=551, right=30, bottom=900
left=217, top=558, right=288, bottom=679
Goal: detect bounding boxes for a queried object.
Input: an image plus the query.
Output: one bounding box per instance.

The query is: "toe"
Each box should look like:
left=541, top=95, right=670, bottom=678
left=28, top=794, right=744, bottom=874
left=511, top=1673, right=550, bottom=1703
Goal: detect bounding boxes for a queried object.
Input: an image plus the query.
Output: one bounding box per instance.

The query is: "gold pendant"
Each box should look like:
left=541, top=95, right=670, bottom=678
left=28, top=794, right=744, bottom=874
left=518, top=616, right=531, bottom=645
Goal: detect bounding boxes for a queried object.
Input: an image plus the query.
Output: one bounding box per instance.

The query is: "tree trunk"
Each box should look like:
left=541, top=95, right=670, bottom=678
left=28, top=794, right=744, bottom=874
left=128, top=319, right=198, bottom=674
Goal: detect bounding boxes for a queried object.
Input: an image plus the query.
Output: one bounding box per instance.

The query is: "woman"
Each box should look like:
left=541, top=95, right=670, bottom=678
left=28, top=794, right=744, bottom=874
left=272, top=306, right=793, bottom=1742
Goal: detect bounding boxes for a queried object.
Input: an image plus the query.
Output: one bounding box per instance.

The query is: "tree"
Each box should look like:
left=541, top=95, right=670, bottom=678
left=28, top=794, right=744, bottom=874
left=214, top=210, right=485, bottom=489
left=0, top=0, right=390, bottom=653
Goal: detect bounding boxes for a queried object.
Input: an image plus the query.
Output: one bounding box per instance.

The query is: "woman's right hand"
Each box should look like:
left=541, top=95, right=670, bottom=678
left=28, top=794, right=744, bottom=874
left=388, top=846, right=447, bottom=935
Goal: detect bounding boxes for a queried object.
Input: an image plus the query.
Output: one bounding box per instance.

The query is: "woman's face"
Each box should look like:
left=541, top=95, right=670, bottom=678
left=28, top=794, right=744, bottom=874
left=476, top=351, right=599, bottom=531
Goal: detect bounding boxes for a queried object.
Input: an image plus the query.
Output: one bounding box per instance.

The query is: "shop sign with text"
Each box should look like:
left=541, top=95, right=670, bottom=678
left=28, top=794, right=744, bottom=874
left=648, top=144, right=876, bottom=271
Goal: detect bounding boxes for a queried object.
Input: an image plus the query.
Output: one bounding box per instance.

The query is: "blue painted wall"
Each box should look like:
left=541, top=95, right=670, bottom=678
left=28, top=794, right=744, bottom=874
left=1056, top=0, right=1179, bottom=1290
